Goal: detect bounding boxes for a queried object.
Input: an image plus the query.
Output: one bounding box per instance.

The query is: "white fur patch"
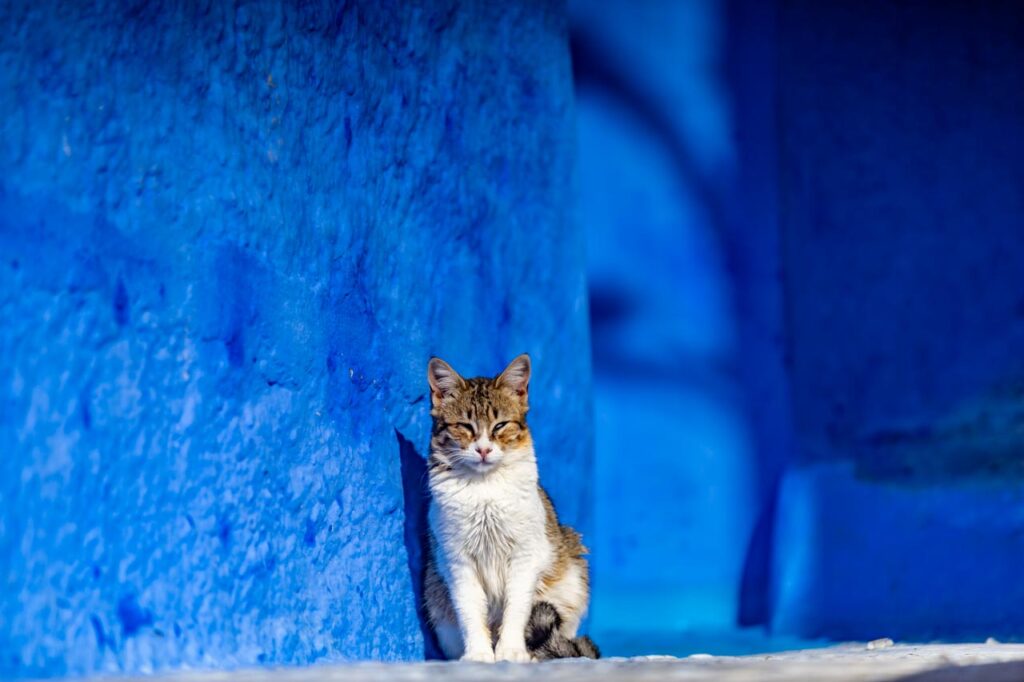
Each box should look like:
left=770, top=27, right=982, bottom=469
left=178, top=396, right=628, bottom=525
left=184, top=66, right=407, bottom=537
left=429, top=446, right=559, bottom=657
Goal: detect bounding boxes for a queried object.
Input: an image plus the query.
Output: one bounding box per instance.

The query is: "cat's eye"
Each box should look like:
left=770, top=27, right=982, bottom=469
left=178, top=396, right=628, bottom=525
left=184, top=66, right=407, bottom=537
left=455, top=422, right=476, bottom=436
left=492, top=421, right=510, bottom=435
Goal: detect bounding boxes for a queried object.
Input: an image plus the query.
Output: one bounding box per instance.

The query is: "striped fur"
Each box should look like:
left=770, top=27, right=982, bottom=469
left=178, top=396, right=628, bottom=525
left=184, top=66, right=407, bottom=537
left=422, top=355, right=596, bottom=662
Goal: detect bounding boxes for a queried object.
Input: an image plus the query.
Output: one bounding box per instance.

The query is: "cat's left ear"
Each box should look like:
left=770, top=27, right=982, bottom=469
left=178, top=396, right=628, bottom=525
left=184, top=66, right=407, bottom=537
left=496, top=353, right=531, bottom=402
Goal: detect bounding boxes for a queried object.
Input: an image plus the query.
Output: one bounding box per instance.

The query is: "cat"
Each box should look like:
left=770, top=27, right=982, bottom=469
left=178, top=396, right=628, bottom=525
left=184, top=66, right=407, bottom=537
left=525, top=601, right=600, bottom=661
left=422, top=354, right=599, bottom=662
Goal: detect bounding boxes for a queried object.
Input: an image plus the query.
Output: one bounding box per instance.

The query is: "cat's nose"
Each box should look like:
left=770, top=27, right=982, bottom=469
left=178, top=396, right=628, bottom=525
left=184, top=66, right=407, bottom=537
left=476, top=446, right=492, bottom=459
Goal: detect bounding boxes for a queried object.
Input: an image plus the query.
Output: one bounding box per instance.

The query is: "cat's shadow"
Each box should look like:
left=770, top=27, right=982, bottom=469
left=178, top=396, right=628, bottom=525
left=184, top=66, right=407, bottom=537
left=395, top=428, right=444, bottom=660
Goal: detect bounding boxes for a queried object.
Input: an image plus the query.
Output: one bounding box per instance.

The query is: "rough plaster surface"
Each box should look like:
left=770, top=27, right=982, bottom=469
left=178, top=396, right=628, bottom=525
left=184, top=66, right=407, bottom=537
left=0, top=1, right=590, bottom=677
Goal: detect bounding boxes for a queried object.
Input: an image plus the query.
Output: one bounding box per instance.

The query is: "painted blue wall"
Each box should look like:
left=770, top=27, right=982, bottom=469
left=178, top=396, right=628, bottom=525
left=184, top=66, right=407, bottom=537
left=0, top=1, right=591, bottom=677
left=572, top=0, right=1024, bottom=650
left=772, top=0, right=1024, bottom=641
left=569, top=0, right=768, bottom=653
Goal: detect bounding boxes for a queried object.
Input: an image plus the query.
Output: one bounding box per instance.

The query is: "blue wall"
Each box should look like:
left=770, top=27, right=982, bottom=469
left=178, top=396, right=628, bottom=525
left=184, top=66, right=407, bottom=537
left=570, top=0, right=795, bottom=654
left=0, top=1, right=591, bottom=677
left=570, top=0, right=755, bottom=644
left=772, top=0, right=1024, bottom=640
left=572, top=0, right=1024, bottom=650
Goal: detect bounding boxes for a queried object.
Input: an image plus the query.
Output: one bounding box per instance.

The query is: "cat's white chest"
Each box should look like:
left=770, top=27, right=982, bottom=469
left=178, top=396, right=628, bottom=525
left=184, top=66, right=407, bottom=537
left=463, top=498, right=515, bottom=556
left=431, top=470, right=547, bottom=600
left=433, top=480, right=539, bottom=557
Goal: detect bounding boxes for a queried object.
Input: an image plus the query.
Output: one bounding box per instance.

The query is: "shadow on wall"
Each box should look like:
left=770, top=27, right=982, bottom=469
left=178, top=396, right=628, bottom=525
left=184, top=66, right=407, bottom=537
left=395, top=430, right=442, bottom=660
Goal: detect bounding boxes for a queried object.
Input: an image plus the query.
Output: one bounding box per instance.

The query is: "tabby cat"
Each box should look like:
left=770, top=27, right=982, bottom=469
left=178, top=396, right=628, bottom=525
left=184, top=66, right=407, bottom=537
left=423, top=354, right=598, bottom=662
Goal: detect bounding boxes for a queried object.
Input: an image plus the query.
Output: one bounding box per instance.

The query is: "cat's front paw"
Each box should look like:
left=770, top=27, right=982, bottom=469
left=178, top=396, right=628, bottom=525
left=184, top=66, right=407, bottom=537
left=461, top=648, right=495, bottom=663
left=495, top=645, right=533, bottom=663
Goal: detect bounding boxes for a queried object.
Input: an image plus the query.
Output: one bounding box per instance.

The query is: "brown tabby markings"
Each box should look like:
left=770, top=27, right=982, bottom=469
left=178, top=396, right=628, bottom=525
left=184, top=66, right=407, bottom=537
left=422, top=359, right=590, bottom=651
left=428, top=377, right=531, bottom=473
left=538, top=488, right=590, bottom=595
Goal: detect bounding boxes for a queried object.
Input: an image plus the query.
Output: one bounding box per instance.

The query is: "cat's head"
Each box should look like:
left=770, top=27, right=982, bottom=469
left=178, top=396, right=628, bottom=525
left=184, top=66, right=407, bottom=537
left=427, top=354, right=533, bottom=475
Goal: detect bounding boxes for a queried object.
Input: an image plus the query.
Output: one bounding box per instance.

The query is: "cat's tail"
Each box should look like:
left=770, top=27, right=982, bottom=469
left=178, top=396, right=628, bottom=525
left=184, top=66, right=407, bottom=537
left=525, top=601, right=601, bottom=661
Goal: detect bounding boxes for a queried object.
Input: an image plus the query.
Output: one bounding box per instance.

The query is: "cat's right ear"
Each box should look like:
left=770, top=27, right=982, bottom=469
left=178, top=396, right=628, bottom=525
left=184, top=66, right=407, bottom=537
left=428, top=357, right=465, bottom=406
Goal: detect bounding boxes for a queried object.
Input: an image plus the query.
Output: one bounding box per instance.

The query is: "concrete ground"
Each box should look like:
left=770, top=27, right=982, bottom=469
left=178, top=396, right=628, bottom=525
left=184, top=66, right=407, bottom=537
left=123, top=643, right=1024, bottom=682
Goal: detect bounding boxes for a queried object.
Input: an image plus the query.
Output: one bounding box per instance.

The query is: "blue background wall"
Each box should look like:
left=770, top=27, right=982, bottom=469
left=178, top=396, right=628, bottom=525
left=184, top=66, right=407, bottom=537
left=0, top=1, right=592, bottom=677
left=772, top=0, right=1024, bottom=641
left=570, top=0, right=1024, bottom=655
left=569, top=0, right=796, bottom=655
left=570, top=0, right=755, bottom=641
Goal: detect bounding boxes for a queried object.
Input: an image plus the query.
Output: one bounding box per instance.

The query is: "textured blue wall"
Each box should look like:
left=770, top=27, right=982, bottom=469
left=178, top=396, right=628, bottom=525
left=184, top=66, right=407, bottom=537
left=773, top=0, right=1024, bottom=640
left=0, top=1, right=591, bottom=677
